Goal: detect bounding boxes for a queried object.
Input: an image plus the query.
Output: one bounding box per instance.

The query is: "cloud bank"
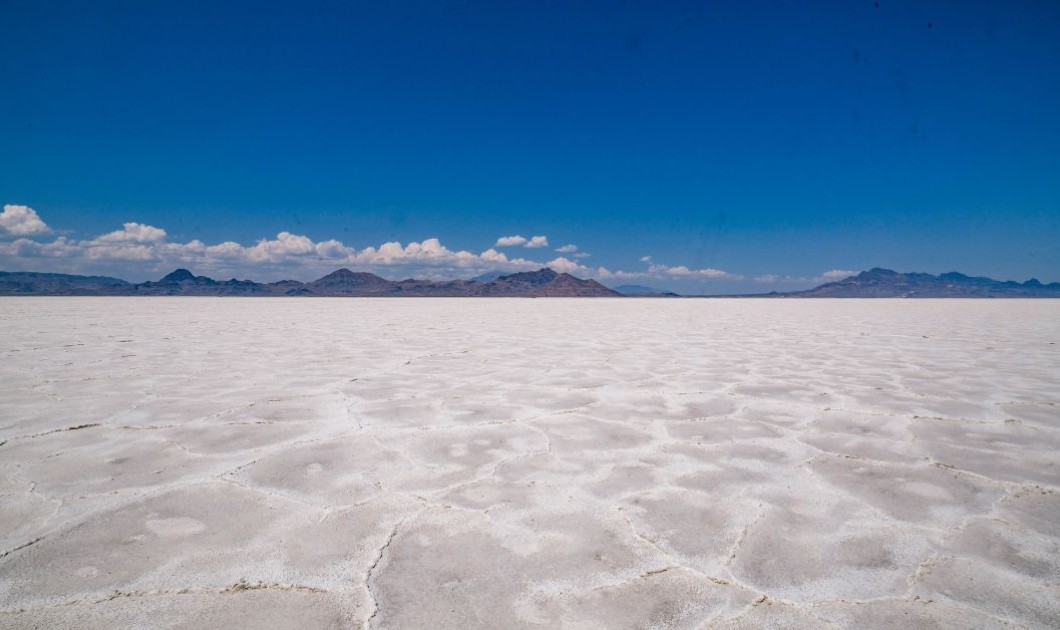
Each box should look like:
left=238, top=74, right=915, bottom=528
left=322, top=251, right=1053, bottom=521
left=2, top=229, right=553, bottom=282
left=2, top=205, right=836, bottom=290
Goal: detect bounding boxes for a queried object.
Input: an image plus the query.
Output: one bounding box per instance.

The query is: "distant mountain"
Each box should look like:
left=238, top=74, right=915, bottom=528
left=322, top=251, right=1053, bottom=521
left=307, top=269, right=395, bottom=295
left=498, top=268, right=560, bottom=287
left=785, top=268, right=1060, bottom=298
left=0, top=267, right=622, bottom=297
left=470, top=269, right=621, bottom=297
left=469, top=271, right=505, bottom=283
left=611, top=284, right=681, bottom=297
left=132, top=268, right=278, bottom=296
left=0, top=271, right=131, bottom=295
left=160, top=269, right=199, bottom=283
left=523, top=272, right=620, bottom=297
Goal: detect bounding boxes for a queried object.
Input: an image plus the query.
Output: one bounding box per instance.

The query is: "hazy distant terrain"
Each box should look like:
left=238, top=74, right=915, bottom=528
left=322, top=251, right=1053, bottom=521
left=779, top=268, right=1060, bottom=298
left=3, top=267, right=1058, bottom=297
left=2, top=298, right=1058, bottom=628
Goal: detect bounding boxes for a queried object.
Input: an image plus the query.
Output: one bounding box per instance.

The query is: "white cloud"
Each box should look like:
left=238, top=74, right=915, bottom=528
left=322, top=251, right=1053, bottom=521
left=97, top=222, right=167, bottom=243
left=555, top=244, right=578, bottom=253
left=0, top=207, right=761, bottom=286
left=479, top=248, right=509, bottom=263
left=545, top=256, right=585, bottom=274
left=821, top=269, right=856, bottom=280
left=4, top=236, right=77, bottom=259
left=648, top=263, right=732, bottom=278
left=573, top=252, right=590, bottom=259
left=494, top=235, right=527, bottom=247
left=608, top=270, right=647, bottom=280
left=0, top=205, right=51, bottom=236
left=0, top=213, right=553, bottom=281
left=243, top=231, right=330, bottom=263
left=639, top=255, right=652, bottom=263
left=749, top=273, right=816, bottom=285
left=205, top=241, right=246, bottom=259
left=659, top=264, right=690, bottom=276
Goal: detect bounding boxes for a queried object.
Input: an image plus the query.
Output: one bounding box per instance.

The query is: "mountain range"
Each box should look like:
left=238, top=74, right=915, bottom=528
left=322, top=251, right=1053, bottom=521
left=0, top=267, right=622, bottom=297
left=1, top=267, right=1057, bottom=297
left=772, top=268, right=1060, bottom=298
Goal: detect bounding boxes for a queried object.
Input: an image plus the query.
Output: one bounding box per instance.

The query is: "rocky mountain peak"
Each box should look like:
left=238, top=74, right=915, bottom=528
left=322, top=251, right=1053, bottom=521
left=159, top=269, right=197, bottom=283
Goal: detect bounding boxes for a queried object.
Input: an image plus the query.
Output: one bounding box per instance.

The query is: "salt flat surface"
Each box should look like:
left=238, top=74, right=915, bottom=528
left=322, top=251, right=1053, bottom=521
left=1, top=298, right=1058, bottom=629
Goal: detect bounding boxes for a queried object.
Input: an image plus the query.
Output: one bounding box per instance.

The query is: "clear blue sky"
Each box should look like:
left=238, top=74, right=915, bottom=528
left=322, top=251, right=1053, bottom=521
left=1, top=0, right=1058, bottom=292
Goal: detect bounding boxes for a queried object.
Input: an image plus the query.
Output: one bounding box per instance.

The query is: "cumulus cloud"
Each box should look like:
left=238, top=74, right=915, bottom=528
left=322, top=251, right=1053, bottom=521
left=647, top=263, right=732, bottom=278
left=750, top=273, right=818, bottom=285
left=0, top=210, right=553, bottom=281
left=821, top=269, right=856, bottom=280
left=544, top=256, right=585, bottom=274
left=494, top=235, right=527, bottom=247
left=240, top=231, right=352, bottom=263
left=594, top=268, right=649, bottom=280
left=97, top=222, right=168, bottom=243
left=639, top=255, right=652, bottom=263
left=479, top=248, right=509, bottom=263
left=0, top=205, right=51, bottom=236
left=555, top=244, right=578, bottom=253
left=0, top=206, right=759, bottom=285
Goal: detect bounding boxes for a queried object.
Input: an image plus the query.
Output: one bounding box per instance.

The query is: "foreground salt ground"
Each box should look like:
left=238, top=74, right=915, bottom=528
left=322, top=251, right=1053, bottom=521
left=0, top=299, right=1057, bottom=629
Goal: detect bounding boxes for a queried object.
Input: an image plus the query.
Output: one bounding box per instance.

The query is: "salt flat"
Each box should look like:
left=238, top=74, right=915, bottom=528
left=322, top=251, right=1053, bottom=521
left=1, top=298, right=1058, bottom=629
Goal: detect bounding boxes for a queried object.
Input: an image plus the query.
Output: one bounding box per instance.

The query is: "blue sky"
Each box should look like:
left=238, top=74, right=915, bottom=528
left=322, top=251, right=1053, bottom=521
left=1, top=0, right=1058, bottom=293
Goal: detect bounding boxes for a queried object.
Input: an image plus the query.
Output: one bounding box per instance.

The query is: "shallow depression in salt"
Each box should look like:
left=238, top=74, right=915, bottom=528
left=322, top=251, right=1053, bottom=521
left=1, top=298, right=1058, bottom=629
